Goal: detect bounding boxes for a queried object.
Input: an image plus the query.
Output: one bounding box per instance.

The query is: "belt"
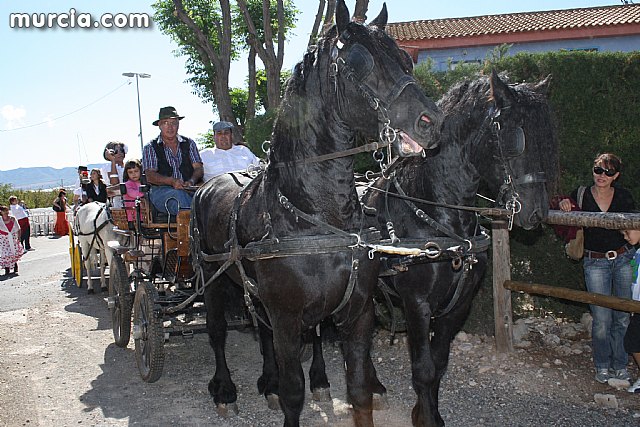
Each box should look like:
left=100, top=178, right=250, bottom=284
left=584, top=245, right=632, bottom=260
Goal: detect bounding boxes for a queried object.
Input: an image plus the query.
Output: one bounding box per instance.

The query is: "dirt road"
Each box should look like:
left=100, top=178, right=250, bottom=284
left=1, top=236, right=640, bottom=426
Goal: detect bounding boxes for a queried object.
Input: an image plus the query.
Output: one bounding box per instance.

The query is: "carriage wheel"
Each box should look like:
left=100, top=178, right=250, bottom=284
left=68, top=229, right=75, bottom=276
left=133, top=281, right=165, bottom=383
left=109, top=254, right=133, bottom=348
left=72, top=245, right=85, bottom=288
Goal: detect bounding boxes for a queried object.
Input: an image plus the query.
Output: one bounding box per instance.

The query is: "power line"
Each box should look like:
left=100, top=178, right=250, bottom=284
left=0, top=81, right=130, bottom=132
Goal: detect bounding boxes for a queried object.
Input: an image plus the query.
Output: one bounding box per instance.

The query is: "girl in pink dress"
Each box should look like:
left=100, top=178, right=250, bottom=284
left=0, top=205, right=24, bottom=275
left=122, top=160, right=144, bottom=227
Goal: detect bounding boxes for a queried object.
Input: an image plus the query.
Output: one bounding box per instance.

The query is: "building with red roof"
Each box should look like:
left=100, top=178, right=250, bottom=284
left=386, top=3, right=640, bottom=71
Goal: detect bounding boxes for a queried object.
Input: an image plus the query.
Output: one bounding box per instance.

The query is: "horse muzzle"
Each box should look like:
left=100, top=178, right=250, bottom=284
left=394, top=109, right=443, bottom=156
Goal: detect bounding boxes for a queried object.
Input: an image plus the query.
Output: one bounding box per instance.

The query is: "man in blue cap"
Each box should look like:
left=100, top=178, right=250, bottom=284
left=200, top=121, right=260, bottom=182
left=142, top=106, right=204, bottom=215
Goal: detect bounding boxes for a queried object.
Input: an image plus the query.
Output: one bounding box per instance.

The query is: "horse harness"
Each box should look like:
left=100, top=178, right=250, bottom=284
left=74, top=203, right=111, bottom=258
left=188, top=29, right=433, bottom=328
left=473, top=104, right=547, bottom=230
left=190, top=173, right=383, bottom=329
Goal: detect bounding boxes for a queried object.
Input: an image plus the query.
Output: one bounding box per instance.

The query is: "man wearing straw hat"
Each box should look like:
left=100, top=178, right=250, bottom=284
left=142, top=106, right=203, bottom=215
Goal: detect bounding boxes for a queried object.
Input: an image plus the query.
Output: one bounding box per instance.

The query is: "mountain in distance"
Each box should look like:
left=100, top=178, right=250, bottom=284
left=0, top=164, right=104, bottom=190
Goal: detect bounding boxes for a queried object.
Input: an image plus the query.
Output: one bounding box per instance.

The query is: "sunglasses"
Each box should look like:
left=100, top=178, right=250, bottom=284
left=593, top=166, right=617, bottom=177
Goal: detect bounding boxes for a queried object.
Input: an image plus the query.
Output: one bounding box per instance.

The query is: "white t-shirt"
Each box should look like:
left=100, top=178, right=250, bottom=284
left=99, top=163, right=125, bottom=185
left=10, top=204, right=28, bottom=220
left=99, top=163, right=125, bottom=208
left=201, top=145, right=260, bottom=182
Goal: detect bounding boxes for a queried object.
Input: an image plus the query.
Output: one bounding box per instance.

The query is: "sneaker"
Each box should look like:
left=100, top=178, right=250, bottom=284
left=595, top=368, right=611, bottom=384
left=613, top=369, right=631, bottom=382
left=628, top=378, right=640, bottom=393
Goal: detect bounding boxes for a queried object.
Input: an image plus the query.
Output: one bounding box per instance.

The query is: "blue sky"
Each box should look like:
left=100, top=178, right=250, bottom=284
left=0, top=0, right=615, bottom=171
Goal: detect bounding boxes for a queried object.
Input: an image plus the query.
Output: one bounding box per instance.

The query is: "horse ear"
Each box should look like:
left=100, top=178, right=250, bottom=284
left=490, top=69, right=515, bottom=108
left=336, top=0, right=350, bottom=35
left=533, top=74, right=552, bottom=95
left=369, top=3, right=388, bottom=29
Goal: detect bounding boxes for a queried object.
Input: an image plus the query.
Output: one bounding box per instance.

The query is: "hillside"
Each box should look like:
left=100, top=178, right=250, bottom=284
left=0, top=164, right=104, bottom=190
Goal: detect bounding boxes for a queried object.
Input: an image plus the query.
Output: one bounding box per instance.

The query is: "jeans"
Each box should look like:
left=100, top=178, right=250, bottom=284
left=583, top=249, right=635, bottom=371
left=149, top=185, right=193, bottom=215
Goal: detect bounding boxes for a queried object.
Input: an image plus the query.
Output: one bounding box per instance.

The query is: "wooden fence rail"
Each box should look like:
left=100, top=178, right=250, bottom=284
left=493, top=210, right=640, bottom=353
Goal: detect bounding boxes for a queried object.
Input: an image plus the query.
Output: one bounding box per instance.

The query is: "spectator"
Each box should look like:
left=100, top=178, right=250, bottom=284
left=72, top=166, right=89, bottom=210
left=85, top=168, right=107, bottom=203
left=52, top=189, right=69, bottom=236
left=9, top=195, right=31, bottom=251
left=142, top=106, right=203, bottom=215
left=100, top=141, right=128, bottom=207
left=558, top=153, right=635, bottom=384
left=201, top=121, right=261, bottom=181
left=622, top=229, right=640, bottom=393
left=0, top=205, right=24, bottom=275
left=122, top=159, right=144, bottom=227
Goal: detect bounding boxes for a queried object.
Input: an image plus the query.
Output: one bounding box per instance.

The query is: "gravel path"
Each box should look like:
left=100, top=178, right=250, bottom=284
left=1, top=237, right=639, bottom=426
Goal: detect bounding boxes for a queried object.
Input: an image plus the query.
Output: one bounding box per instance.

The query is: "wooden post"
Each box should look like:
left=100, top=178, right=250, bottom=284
left=492, top=220, right=513, bottom=353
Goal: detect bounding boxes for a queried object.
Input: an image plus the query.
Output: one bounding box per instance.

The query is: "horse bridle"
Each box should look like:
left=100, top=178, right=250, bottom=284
left=476, top=104, right=546, bottom=229
left=330, top=29, right=419, bottom=168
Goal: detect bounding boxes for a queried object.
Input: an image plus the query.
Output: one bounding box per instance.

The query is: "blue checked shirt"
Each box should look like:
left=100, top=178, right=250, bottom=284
left=142, top=134, right=202, bottom=181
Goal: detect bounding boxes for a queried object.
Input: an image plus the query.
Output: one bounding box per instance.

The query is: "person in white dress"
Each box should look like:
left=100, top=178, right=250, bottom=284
left=200, top=121, right=260, bottom=182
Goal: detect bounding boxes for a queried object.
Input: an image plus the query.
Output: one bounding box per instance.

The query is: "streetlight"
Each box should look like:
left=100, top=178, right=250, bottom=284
left=122, top=72, right=151, bottom=152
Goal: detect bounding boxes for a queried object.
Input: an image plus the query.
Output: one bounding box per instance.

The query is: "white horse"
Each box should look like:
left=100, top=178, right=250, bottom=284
left=73, top=202, right=116, bottom=293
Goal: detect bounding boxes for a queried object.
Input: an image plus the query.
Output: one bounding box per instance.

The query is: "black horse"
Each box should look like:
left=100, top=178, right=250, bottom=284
left=361, top=71, right=557, bottom=427
left=190, top=1, right=442, bottom=426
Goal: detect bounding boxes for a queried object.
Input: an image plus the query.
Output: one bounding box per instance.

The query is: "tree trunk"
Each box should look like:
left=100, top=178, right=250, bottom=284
left=172, top=0, right=237, bottom=125
left=309, top=0, right=326, bottom=47
left=353, top=0, right=369, bottom=22
left=246, top=45, right=257, bottom=123
left=237, top=0, right=285, bottom=110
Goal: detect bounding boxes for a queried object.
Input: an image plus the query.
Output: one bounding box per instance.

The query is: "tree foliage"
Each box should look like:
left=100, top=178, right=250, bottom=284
left=0, top=185, right=60, bottom=209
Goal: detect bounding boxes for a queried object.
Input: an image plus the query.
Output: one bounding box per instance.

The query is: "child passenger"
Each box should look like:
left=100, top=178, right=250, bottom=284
left=122, top=159, right=144, bottom=228
left=622, top=229, right=640, bottom=393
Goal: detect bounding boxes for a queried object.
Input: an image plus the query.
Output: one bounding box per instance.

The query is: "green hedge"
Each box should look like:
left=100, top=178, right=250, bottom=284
left=414, top=50, right=640, bottom=333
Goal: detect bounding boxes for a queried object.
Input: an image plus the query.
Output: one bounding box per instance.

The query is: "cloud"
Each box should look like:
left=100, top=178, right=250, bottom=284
left=1, top=104, right=26, bottom=130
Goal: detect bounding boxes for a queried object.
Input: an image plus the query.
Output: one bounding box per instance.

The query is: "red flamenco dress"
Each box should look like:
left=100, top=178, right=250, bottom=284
left=54, top=196, right=69, bottom=236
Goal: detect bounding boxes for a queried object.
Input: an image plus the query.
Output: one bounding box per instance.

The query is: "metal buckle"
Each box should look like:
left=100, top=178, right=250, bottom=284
left=606, top=250, right=617, bottom=260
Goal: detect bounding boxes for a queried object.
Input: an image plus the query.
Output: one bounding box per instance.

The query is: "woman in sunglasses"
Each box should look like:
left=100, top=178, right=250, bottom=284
left=559, top=153, right=636, bottom=385
left=99, top=141, right=128, bottom=207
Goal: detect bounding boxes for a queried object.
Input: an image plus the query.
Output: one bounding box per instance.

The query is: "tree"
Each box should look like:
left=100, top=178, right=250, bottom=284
left=233, top=0, right=298, bottom=116
left=153, top=0, right=237, bottom=131
left=235, top=0, right=297, bottom=110
left=308, top=0, right=370, bottom=47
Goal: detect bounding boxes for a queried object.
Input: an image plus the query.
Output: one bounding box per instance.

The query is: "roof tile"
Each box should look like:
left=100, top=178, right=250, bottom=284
left=386, top=4, right=640, bottom=41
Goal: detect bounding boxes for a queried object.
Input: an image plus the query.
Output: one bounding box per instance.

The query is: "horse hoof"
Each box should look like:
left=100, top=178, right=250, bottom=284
left=216, top=402, right=239, bottom=417
left=372, top=393, right=389, bottom=411
left=312, top=387, right=332, bottom=402
left=266, top=393, right=280, bottom=410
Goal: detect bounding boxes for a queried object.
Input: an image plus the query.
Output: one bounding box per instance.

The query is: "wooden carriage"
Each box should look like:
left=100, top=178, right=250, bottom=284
left=104, top=183, right=211, bottom=383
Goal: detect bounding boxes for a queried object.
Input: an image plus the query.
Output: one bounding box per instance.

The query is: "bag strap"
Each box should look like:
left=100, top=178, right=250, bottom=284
left=577, top=186, right=586, bottom=209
